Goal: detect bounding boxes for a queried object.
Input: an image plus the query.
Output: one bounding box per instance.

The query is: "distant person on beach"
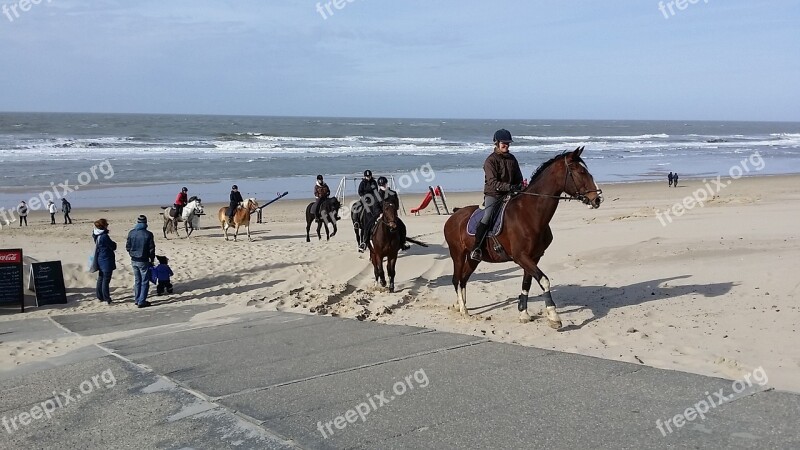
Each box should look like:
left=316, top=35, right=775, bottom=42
left=174, top=187, right=188, bottom=218
left=47, top=201, right=57, bottom=224
left=668, top=172, right=674, bottom=187
left=152, top=255, right=174, bottom=295
left=470, top=129, right=523, bottom=261
left=92, top=218, right=117, bottom=304
left=62, top=198, right=72, bottom=224
left=312, top=175, right=330, bottom=219
left=673, top=173, right=679, bottom=187
left=17, top=201, right=28, bottom=226
left=126, top=215, right=156, bottom=308
left=227, top=185, right=243, bottom=225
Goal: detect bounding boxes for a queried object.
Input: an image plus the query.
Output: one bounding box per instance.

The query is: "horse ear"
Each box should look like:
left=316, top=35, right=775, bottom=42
left=572, top=146, right=584, bottom=158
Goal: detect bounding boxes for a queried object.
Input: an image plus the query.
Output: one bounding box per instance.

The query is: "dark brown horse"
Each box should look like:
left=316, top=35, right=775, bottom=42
left=443, top=147, right=603, bottom=329
left=369, top=199, right=406, bottom=292
left=305, top=198, right=341, bottom=242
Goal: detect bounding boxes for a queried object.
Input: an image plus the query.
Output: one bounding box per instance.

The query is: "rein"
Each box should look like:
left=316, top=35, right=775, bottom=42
left=518, top=155, right=602, bottom=203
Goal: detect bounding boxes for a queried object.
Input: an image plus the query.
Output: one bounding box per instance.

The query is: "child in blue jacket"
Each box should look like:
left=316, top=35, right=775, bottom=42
left=152, top=255, right=174, bottom=295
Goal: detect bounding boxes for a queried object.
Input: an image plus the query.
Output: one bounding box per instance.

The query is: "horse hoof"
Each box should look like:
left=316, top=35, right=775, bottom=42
left=519, top=311, right=532, bottom=323
left=548, top=319, right=562, bottom=330
left=388, top=285, right=394, bottom=293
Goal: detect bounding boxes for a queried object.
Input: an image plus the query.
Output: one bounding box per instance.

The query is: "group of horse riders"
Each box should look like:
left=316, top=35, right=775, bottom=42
left=310, top=171, right=407, bottom=253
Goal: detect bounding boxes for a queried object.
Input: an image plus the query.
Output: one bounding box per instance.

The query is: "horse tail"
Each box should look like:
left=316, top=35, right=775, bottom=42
left=165, top=217, right=176, bottom=234
left=405, top=237, right=429, bottom=247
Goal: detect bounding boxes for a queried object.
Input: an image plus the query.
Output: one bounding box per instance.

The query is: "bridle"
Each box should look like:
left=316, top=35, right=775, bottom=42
left=519, top=155, right=603, bottom=204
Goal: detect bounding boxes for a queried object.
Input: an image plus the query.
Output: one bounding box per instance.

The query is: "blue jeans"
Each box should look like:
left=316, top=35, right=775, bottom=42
left=131, top=261, right=150, bottom=304
left=96, top=270, right=113, bottom=301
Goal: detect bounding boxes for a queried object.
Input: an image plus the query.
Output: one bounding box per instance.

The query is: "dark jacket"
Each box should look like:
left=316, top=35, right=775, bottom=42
left=483, top=151, right=523, bottom=198
left=230, top=190, right=244, bottom=206
left=93, top=231, right=117, bottom=272
left=358, top=178, right=378, bottom=197
left=62, top=200, right=71, bottom=214
left=126, top=224, right=155, bottom=263
left=153, top=264, right=173, bottom=281
left=314, top=182, right=330, bottom=199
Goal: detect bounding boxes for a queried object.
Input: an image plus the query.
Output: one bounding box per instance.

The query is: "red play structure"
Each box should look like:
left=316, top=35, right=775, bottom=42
left=411, top=185, right=450, bottom=215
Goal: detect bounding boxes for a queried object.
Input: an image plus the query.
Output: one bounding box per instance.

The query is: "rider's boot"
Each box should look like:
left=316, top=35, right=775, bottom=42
left=469, top=222, right=489, bottom=261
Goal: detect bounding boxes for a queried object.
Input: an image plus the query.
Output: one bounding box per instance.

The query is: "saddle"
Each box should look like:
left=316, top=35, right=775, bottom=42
left=466, top=196, right=513, bottom=237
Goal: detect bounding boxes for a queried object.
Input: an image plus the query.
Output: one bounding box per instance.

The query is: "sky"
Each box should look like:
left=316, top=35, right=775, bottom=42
left=0, top=0, right=798, bottom=121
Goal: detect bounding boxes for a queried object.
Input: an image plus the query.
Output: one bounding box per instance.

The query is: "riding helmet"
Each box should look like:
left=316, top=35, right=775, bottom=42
left=182, top=187, right=188, bottom=192
left=317, top=175, right=323, bottom=180
left=364, top=170, right=372, bottom=177
left=232, top=185, right=238, bottom=190
left=377, top=176, right=388, bottom=186
left=493, top=129, right=513, bottom=143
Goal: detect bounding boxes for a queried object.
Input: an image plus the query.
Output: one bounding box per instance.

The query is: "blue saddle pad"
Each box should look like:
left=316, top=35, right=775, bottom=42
left=467, top=201, right=510, bottom=236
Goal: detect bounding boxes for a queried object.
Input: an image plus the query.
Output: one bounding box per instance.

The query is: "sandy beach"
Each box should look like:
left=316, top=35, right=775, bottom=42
left=1, top=175, right=799, bottom=392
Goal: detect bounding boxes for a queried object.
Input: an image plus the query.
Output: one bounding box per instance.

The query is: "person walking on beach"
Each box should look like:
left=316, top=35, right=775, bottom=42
left=312, top=175, right=330, bottom=220
left=17, top=201, right=28, bottom=226
left=673, top=173, right=679, bottom=187
left=126, top=215, right=156, bottom=308
left=62, top=198, right=73, bottom=224
left=152, top=255, right=174, bottom=295
left=174, top=187, right=188, bottom=219
left=227, top=185, right=243, bottom=225
left=92, top=218, right=116, bottom=304
left=470, top=129, right=523, bottom=261
left=47, top=201, right=57, bottom=224
left=668, top=172, right=674, bottom=187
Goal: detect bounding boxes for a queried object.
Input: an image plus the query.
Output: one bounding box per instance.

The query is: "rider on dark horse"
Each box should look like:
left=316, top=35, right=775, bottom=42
left=228, top=184, right=243, bottom=225
left=357, top=169, right=378, bottom=235
left=312, top=175, right=330, bottom=220
left=470, top=129, right=524, bottom=261
left=359, top=176, right=409, bottom=252
left=173, top=187, right=188, bottom=219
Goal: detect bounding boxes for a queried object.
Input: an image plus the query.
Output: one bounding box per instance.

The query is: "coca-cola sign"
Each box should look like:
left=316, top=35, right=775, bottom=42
left=0, top=251, right=21, bottom=263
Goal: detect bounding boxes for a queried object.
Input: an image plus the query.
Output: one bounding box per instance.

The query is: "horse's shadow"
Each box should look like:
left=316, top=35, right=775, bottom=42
left=446, top=274, right=734, bottom=329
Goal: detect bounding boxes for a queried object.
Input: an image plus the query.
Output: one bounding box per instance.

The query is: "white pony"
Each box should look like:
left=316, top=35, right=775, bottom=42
left=162, top=196, right=204, bottom=239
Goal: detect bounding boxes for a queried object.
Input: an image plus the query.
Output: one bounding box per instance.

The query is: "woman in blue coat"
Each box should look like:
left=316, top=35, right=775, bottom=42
left=92, top=218, right=117, bottom=304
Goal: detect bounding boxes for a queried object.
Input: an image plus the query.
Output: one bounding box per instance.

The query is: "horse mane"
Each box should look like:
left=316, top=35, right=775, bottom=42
left=188, top=195, right=198, bottom=203
left=528, top=151, right=584, bottom=186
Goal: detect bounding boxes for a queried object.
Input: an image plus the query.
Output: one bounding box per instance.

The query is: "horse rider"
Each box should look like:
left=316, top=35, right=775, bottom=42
left=470, top=129, right=524, bottom=261
left=228, top=184, right=244, bottom=225
left=174, top=187, right=188, bottom=218
left=357, top=169, right=378, bottom=233
left=359, top=176, right=409, bottom=252
left=312, top=175, right=330, bottom=220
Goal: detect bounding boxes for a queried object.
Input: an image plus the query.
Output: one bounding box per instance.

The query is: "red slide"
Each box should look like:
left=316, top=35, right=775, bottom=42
left=410, top=190, right=434, bottom=214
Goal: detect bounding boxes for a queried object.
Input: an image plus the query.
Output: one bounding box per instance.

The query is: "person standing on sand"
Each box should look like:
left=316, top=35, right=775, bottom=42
left=668, top=172, right=674, bottom=187
left=92, top=218, right=116, bottom=304
left=126, top=215, right=156, bottom=308
left=62, top=198, right=73, bottom=224
left=48, top=201, right=57, bottom=224
left=17, top=201, right=28, bottom=226
left=228, top=185, right=243, bottom=225
left=470, top=129, right=523, bottom=261
left=673, top=173, right=679, bottom=187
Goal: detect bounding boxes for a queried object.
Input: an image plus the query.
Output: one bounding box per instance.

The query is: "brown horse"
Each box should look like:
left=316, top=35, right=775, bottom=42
left=217, top=198, right=259, bottom=241
left=443, top=147, right=603, bottom=329
left=368, top=199, right=406, bottom=292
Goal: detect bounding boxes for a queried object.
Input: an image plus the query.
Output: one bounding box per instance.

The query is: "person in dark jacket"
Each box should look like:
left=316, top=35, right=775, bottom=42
left=62, top=198, right=73, bottom=224
left=312, top=175, right=330, bottom=219
left=668, top=172, right=674, bottom=187
left=673, top=173, right=679, bottom=187
left=228, top=185, right=244, bottom=224
left=359, top=176, right=408, bottom=252
left=126, top=215, right=156, bottom=308
left=152, top=255, right=174, bottom=295
left=92, top=218, right=116, bottom=304
left=174, top=187, right=188, bottom=218
left=470, top=129, right=523, bottom=261
left=357, top=170, right=379, bottom=238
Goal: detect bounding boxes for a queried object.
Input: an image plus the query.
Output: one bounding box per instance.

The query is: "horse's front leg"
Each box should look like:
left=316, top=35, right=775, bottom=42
left=387, top=252, right=397, bottom=293
left=322, top=221, right=331, bottom=241
left=518, top=273, right=533, bottom=323
left=330, top=219, right=337, bottom=238
left=222, top=222, right=229, bottom=241
left=371, top=251, right=386, bottom=288
left=517, top=255, right=560, bottom=329
left=316, top=220, right=323, bottom=240
left=233, top=224, right=239, bottom=241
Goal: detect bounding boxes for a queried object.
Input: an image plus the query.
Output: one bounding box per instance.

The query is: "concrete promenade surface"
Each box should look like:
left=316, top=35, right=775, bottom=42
left=1, top=307, right=798, bottom=449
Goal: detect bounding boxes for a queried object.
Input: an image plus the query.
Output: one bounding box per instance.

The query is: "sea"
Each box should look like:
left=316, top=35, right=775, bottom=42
left=1, top=112, right=799, bottom=209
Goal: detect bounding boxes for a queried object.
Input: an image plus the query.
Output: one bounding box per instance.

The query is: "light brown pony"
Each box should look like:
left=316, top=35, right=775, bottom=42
left=443, top=147, right=603, bottom=329
left=217, top=198, right=259, bottom=241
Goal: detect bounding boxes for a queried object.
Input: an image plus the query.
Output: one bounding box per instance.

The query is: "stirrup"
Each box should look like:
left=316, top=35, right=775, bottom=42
left=358, top=242, right=367, bottom=253
left=469, top=248, right=482, bottom=261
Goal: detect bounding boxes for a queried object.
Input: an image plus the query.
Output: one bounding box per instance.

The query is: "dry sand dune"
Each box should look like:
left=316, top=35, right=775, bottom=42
left=2, top=176, right=799, bottom=392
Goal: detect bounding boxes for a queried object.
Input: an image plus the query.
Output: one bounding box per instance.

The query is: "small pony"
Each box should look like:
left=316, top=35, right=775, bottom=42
left=218, top=198, right=259, bottom=241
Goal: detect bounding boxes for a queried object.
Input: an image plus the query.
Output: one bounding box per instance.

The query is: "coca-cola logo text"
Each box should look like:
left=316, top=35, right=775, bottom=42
left=0, top=252, right=22, bottom=263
